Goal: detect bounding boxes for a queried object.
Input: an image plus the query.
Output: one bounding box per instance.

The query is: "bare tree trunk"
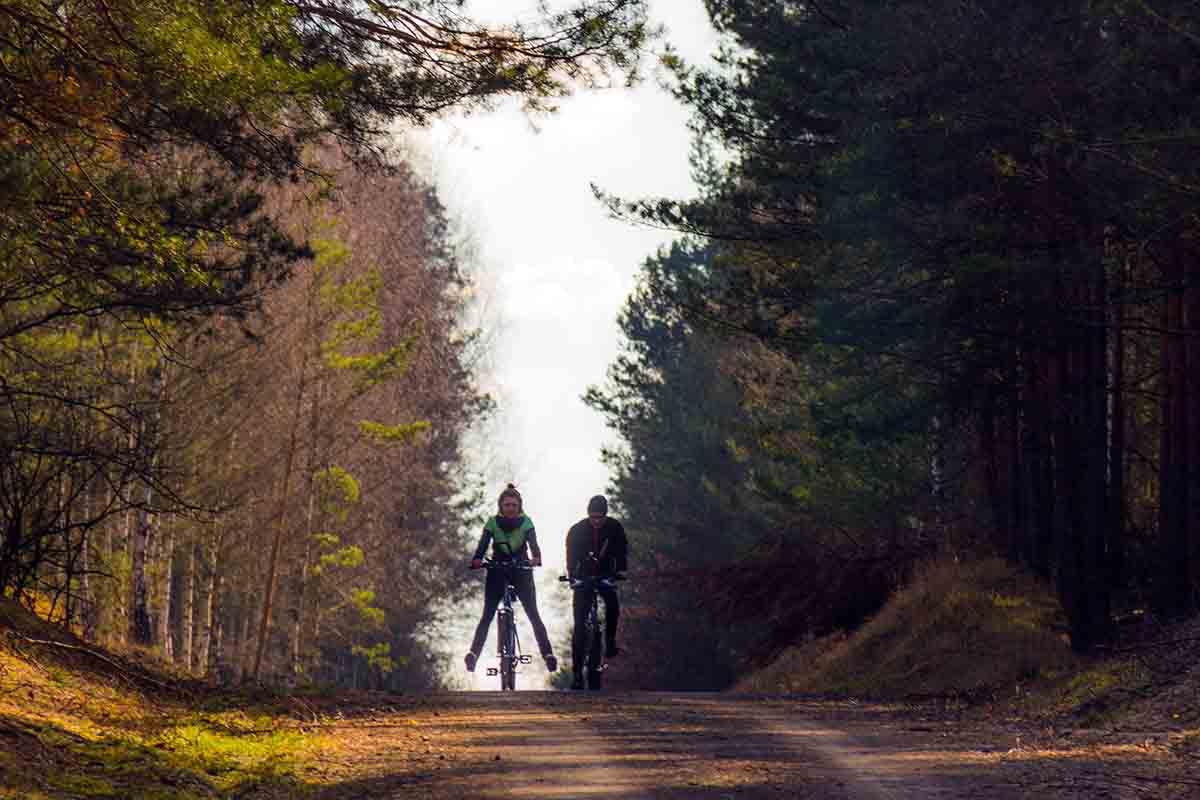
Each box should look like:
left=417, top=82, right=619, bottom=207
left=130, top=504, right=154, bottom=645
left=198, top=529, right=223, bottom=676
left=182, top=538, right=195, bottom=671
left=1157, top=252, right=1192, bottom=616
left=130, top=363, right=162, bottom=647
left=252, top=290, right=314, bottom=682
left=1183, top=256, right=1200, bottom=615
left=157, top=516, right=175, bottom=662
left=80, top=479, right=99, bottom=641
left=60, top=471, right=74, bottom=627
left=238, top=598, right=256, bottom=683
left=292, top=381, right=323, bottom=680
left=292, top=493, right=315, bottom=680
left=78, top=525, right=91, bottom=637
left=1107, top=255, right=1127, bottom=590
left=253, top=429, right=300, bottom=682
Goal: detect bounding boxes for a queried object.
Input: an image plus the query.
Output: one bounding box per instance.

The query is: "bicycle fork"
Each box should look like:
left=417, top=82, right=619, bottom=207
left=486, top=606, right=533, bottom=679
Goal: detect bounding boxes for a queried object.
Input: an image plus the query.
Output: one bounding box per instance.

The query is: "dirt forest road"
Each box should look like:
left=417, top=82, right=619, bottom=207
left=305, top=691, right=1192, bottom=799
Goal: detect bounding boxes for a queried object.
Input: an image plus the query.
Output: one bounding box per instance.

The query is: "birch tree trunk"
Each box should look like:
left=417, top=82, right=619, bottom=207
left=130, top=362, right=162, bottom=647
left=130, top=503, right=154, bottom=645
left=182, top=539, right=195, bottom=671
left=80, top=480, right=97, bottom=640
left=198, top=530, right=223, bottom=676
left=157, top=517, right=175, bottom=662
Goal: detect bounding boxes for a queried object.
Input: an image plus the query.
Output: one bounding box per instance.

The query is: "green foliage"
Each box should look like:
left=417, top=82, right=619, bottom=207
left=357, top=419, right=431, bottom=445
left=315, top=544, right=365, bottom=575
left=595, top=0, right=1200, bottom=662
left=0, top=0, right=651, bottom=608
left=312, top=227, right=421, bottom=398
left=314, top=466, right=360, bottom=519
left=350, top=589, right=385, bottom=628
left=351, top=641, right=398, bottom=675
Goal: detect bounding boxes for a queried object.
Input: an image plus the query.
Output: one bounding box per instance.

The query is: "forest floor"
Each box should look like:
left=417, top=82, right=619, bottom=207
left=299, top=689, right=1199, bottom=799
left=1, top=594, right=1198, bottom=798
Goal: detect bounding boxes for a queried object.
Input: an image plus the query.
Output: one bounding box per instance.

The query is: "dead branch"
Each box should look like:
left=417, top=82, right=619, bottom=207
left=13, top=634, right=174, bottom=693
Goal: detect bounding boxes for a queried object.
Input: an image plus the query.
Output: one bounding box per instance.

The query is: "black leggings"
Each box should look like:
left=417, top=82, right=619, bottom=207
left=469, top=568, right=553, bottom=657
left=572, top=585, right=619, bottom=672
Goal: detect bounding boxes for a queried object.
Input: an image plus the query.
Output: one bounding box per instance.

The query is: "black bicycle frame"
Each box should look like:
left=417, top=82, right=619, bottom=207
left=561, top=572, right=621, bottom=690
left=482, top=560, right=533, bottom=690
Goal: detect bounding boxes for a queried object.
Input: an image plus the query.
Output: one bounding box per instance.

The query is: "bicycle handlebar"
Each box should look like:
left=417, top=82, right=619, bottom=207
left=474, top=558, right=535, bottom=571
left=558, top=574, right=626, bottom=589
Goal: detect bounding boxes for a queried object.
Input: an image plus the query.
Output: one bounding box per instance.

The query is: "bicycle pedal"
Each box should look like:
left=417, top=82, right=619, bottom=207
left=518, top=655, right=533, bottom=664
left=486, top=668, right=499, bottom=676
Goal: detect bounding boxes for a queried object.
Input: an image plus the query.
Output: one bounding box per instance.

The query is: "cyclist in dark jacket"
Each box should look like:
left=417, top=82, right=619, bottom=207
left=464, top=484, right=557, bottom=674
left=565, top=494, right=628, bottom=689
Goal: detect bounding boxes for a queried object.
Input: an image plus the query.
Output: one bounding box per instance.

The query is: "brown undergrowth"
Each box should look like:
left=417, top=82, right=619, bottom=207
left=736, top=556, right=1200, bottom=799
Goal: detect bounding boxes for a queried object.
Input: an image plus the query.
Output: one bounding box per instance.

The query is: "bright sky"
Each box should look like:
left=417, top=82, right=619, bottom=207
left=412, top=0, right=720, bottom=689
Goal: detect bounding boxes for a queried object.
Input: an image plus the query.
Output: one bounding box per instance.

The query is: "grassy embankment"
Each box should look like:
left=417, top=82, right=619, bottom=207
left=738, top=556, right=1200, bottom=730
left=0, top=599, right=330, bottom=799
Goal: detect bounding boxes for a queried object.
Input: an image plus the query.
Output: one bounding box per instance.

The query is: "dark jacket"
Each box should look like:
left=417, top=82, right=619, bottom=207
left=566, top=517, right=628, bottom=578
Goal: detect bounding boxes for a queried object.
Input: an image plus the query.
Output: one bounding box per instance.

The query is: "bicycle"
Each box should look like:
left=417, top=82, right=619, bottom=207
left=559, top=570, right=624, bottom=690
left=477, top=558, right=535, bottom=691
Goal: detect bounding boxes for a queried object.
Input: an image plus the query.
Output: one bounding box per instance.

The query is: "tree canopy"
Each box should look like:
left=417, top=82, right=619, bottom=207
left=592, top=0, right=1200, bottom=682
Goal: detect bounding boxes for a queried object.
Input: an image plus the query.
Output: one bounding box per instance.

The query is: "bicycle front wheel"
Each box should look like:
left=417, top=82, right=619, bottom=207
left=585, top=621, right=603, bottom=690
left=497, top=613, right=515, bottom=691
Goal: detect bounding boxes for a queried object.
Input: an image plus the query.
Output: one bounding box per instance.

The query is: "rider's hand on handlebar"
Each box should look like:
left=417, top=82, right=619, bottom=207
left=470, top=558, right=483, bottom=570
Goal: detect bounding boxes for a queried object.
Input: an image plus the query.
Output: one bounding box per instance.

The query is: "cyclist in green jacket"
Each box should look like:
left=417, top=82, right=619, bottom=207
left=464, top=484, right=557, bottom=674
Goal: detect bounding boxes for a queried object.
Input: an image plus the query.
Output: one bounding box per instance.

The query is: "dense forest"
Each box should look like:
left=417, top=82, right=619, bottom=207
left=590, top=0, right=1200, bottom=689
left=7, top=0, right=1200, bottom=695
left=0, top=0, right=648, bottom=688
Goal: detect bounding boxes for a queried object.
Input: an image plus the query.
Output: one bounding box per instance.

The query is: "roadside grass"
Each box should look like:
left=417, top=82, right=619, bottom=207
left=0, top=598, right=328, bottom=799
left=737, top=556, right=1200, bottom=799
left=737, top=555, right=1200, bottom=737
left=736, top=557, right=1082, bottom=701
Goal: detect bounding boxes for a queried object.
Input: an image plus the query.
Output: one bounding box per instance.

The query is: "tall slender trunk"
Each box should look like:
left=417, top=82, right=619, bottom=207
left=237, top=598, right=255, bottom=683
left=200, top=434, right=236, bottom=676
left=1182, top=253, right=1200, bottom=615
left=130, top=504, right=154, bottom=645
left=1157, top=250, right=1192, bottom=616
left=292, top=490, right=315, bottom=679
left=292, top=374, right=326, bottom=679
left=157, top=516, right=175, bottom=661
left=130, top=357, right=162, bottom=646
left=252, top=413, right=302, bottom=681
left=252, top=284, right=316, bottom=682
left=80, top=479, right=98, bottom=640
left=1107, top=255, right=1127, bottom=590
left=60, top=470, right=74, bottom=627
left=182, top=539, right=195, bottom=671
left=199, top=529, right=224, bottom=676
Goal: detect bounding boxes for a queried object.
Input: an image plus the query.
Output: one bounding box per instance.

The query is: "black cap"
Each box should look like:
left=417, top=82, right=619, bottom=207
left=587, top=495, right=608, bottom=514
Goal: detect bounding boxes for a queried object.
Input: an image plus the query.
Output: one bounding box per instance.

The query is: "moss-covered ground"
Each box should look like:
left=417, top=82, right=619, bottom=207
left=0, top=599, right=329, bottom=799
